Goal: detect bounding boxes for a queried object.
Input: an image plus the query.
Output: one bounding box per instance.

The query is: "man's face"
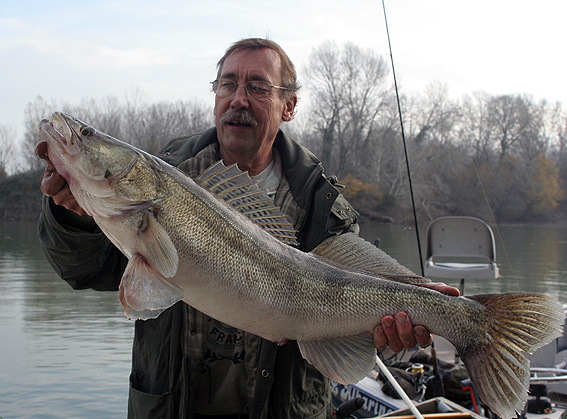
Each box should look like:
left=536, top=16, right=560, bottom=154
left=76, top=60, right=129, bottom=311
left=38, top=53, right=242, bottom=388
left=213, top=48, right=296, bottom=164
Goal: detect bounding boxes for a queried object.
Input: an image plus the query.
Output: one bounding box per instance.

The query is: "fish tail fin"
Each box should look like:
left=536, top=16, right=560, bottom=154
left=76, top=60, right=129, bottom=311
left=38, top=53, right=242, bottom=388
left=458, top=293, right=564, bottom=419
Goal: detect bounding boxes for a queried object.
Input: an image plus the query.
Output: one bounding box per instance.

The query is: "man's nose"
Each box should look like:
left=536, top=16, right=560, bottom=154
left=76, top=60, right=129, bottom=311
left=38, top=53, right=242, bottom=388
left=230, top=83, right=249, bottom=109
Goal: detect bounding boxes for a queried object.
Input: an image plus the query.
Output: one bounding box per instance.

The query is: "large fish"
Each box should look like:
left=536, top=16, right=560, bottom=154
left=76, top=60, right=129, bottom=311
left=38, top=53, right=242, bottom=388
left=40, top=111, right=564, bottom=419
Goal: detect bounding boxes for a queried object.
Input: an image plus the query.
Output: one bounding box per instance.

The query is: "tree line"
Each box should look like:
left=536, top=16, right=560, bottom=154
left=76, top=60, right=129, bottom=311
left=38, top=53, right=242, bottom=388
left=1, top=42, right=565, bottom=223
left=293, top=42, right=565, bottom=223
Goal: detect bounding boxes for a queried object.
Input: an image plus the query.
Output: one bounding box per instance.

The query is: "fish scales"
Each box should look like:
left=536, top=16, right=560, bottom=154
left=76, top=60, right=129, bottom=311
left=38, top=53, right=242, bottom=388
left=161, top=183, right=457, bottom=341
left=40, top=112, right=565, bottom=419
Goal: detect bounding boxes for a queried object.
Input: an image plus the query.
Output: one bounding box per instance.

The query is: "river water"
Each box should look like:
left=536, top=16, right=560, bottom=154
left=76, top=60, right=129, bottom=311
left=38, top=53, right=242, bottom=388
left=1, top=220, right=566, bottom=418
left=1, top=222, right=132, bottom=418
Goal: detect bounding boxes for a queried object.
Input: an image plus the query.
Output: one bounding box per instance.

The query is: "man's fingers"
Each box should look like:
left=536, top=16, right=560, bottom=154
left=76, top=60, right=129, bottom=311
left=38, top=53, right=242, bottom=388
left=424, top=282, right=461, bottom=296
left=375, top=315, right=405, bottom=353
left=35, top=140, right=49, bottom=160
left=374, top=313, right=433, bottom=353
left=374, top=324, right=388, bottom=351
left=36, top=139, right=87, bottom=216
left=37, top=139, right=64, bottom=197
left=41, top=170, right=66, bottom=197
left=414, top=325, right=433, bottom=348
left=394, top=312, right=418, bottom=349
left=53, top=185, right=87, bottom=216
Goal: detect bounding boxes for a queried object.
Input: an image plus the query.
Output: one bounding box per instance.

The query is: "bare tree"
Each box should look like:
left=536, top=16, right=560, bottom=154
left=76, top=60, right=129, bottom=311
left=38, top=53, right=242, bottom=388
left=0, top=124, right=18, bottom=179
left=545, top=102, right=567, bottom=207
left=303, top=43, right=342, bottom=166
left=304, top=42, right=392, bottom=177
left=21, top=92, right=213, bottom=170
left=460, top=93, right=547, bottom=164
left=392, top=83, right=463, bottom=218
left=487, top=95, right=535, bottom=165
left=22, top=96, right=60, bottom=171
left=132, top=99, right=213, bottom=154
left=408, top=82, right=461, bottom=146
left=15, top=75, right=566, bottom=221
left=460, top=92, right=495, bottom=163
left=76, top=95, right=124, bottom=139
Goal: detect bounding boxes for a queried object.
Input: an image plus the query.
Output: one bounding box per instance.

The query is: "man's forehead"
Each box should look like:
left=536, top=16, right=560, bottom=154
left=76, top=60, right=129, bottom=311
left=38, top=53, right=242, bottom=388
left=220, top=48, right=281, bottom=81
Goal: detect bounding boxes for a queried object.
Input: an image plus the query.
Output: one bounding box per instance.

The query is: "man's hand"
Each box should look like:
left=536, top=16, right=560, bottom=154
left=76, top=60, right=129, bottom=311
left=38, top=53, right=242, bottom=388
left=374, top=282, right=460, bottom=352
left=36, top=140, right=87, bottom=216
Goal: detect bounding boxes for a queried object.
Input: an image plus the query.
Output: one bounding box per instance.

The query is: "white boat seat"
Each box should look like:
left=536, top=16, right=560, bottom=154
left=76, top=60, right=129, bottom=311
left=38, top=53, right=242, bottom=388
left=424, top=216, right=499, bottom=292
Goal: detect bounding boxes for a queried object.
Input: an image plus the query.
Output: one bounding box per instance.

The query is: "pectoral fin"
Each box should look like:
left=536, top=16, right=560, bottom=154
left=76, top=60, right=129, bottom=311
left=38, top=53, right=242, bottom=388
left=119, top=254, right=185, bottom=320
left=298, top=332, right=376, bottom=384
left=138, top=210, right=179, bottom=278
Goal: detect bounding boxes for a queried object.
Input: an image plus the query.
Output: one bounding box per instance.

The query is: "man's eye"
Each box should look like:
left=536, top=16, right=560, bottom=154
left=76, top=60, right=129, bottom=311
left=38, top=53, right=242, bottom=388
left=249, top=83, right=269, bottom=93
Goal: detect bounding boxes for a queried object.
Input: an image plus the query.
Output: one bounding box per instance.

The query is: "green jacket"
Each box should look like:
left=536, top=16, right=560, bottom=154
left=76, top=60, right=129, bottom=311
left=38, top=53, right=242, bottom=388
left=38, top=127, right=359, bottom=418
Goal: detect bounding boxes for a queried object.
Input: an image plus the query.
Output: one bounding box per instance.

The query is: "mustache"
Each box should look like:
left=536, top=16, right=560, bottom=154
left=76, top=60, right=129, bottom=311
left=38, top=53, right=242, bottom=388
left=219, top=110, right=258, bottom=127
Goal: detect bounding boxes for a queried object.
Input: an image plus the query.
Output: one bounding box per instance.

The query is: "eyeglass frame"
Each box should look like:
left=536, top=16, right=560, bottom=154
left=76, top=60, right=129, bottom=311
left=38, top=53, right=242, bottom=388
left=210, top=78, right=294, bottom=99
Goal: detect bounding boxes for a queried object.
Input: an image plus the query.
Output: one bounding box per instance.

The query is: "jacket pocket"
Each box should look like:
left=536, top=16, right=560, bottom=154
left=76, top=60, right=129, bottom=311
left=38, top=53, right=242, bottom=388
left=128, top=370, right=171, bottom=419
left=326, top=193, right=358, bottom=236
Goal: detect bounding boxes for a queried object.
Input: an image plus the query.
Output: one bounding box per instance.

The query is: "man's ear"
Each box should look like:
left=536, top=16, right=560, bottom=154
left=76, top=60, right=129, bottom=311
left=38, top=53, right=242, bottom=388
left=281, top=96, right=297, bottom=122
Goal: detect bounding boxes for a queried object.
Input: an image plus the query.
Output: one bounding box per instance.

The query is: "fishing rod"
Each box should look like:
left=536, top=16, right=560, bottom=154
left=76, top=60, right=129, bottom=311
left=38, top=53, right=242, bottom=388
left=381, top=0, right=425, bottom=277
left=377, top=2, right=445, bottom=412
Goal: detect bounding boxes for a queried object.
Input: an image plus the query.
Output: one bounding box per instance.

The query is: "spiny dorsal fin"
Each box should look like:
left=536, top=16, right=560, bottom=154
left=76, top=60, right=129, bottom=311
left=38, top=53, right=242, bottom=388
left=196, top=160, right=298, bottom=247
left=312, top=233, right=431, bottom=285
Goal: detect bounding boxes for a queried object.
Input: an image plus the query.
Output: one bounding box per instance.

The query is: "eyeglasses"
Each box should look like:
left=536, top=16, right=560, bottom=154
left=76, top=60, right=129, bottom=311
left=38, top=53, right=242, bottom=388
left=210, top=78, right=292, bottom=99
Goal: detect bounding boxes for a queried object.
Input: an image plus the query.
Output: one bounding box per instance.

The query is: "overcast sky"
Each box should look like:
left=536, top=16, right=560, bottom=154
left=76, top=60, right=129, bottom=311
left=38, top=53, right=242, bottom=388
left=2, top=0, right=566, bottom=140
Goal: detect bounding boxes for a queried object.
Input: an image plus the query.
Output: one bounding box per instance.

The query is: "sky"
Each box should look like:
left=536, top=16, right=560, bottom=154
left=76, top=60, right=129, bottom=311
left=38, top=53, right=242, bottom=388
left=2, top=0, right=566, bottom=142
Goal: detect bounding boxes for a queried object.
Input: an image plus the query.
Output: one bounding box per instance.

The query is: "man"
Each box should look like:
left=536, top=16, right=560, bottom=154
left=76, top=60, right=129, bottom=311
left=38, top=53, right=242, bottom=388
left=36, top=38, right=459, bottom=418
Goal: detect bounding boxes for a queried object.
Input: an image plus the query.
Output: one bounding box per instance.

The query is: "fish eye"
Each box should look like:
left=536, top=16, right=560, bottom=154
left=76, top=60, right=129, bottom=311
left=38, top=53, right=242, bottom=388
left=80, top=126, right=95, bottom=137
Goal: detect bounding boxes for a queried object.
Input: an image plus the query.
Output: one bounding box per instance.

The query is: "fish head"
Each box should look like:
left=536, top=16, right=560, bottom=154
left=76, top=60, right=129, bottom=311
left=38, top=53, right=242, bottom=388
left=40, top=112, right=136, bottom=183
left=39, top=111, right=162, bottom=218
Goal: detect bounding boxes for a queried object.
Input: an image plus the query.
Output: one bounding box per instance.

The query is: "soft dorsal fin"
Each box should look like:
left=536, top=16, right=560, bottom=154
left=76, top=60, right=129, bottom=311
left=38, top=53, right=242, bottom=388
left=312, top=233, right=431, bottom=285
left=196, top=160, right=298, bottom=247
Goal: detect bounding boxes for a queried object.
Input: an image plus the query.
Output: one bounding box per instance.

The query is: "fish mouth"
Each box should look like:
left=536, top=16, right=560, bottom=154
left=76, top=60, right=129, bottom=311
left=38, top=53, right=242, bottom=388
left=39, top=112, right=80, bottom=155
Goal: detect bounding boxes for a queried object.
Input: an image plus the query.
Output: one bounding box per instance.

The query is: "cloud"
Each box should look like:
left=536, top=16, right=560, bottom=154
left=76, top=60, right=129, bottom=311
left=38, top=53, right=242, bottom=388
left=1, top=0, right=565, bottom=140
left=98, top=46, right=179, bottom=68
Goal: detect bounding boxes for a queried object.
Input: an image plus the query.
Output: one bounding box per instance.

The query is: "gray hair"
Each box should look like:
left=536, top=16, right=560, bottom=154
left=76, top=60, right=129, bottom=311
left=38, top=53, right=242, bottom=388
left=216, top=38, right=301, bottom=100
